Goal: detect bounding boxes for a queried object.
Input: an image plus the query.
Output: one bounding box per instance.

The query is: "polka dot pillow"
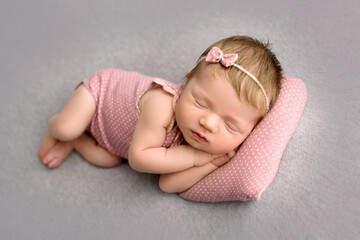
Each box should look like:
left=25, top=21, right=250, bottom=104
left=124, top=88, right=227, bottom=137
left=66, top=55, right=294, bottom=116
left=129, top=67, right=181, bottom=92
left=178, top=76, right=307, bottom=202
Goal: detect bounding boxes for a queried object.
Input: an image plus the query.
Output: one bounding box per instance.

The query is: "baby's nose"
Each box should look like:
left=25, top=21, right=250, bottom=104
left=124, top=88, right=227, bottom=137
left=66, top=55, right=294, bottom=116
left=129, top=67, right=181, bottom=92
left=199, top=114, right=219, bottom=133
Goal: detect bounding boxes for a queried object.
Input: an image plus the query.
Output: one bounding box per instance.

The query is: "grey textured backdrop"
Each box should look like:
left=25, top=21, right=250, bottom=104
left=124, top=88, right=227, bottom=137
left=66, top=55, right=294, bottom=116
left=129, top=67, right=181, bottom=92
left=1, top=0, right=359, bottom=239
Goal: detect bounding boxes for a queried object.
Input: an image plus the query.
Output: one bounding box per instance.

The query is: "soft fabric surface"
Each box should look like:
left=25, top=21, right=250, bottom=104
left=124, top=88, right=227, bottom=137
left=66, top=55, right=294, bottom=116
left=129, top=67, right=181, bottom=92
left=180, top=76, right=307, bottom=202
left=1, top=0, right=359, bottom=239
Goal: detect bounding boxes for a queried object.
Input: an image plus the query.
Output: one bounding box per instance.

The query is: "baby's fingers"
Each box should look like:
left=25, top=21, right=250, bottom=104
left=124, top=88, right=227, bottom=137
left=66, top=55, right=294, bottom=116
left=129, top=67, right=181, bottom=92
left=210, top=150, right=235, bottom=167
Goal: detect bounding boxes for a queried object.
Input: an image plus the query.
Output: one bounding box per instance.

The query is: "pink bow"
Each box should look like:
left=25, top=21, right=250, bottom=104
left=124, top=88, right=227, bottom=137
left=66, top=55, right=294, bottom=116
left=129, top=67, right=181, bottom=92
left=205, top=47, right=238, bottom=67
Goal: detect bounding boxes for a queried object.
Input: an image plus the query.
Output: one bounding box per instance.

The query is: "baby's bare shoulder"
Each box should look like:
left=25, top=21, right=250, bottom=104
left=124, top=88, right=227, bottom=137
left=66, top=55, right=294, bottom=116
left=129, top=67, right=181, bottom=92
left=139, top=87, right=173, bottom=110
left=138, top=88, right=174, bottom=127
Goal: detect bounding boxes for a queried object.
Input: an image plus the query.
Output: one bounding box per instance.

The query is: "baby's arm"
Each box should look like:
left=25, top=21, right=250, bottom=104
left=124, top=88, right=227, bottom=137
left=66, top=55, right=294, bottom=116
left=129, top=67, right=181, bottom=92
left=158, top=151, right=235, bottom=193
left=128, top=88, right=218, bottom=174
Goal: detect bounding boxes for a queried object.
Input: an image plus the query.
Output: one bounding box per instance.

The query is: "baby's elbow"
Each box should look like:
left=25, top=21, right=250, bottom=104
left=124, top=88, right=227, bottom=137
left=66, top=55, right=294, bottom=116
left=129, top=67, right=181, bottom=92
left=128, top=148, right=144, bottom=172
left=128, top=158, right=139, bottom=172
left=159, top=181, right=172, bottom=193
left=158, top=175, right=176, bottom=193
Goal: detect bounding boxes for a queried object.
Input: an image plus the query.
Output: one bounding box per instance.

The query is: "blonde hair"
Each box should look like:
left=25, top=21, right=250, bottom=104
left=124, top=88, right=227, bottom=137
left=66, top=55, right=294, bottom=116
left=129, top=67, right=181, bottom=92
left=187, top=36, right=283, bottom=117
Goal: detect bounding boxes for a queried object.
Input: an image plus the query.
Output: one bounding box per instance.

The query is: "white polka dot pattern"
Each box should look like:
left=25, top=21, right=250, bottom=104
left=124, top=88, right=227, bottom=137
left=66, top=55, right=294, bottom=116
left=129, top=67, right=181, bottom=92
left=179, top=76, right=307, bottom=202
left=81, top=69, right=183, bottom=159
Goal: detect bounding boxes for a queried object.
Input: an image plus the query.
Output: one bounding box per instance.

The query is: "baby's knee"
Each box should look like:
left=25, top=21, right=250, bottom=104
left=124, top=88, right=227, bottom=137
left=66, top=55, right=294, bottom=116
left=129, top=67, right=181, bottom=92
left=48, top=115, right=81, bottom=141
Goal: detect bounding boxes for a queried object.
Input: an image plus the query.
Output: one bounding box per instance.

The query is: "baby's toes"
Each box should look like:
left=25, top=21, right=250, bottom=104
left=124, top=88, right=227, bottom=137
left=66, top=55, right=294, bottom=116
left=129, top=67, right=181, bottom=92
left=42, top=154, right=55, bottom=166
left=42, top=141, right=73, bottom=168
left=47, top=158, right=62, bottom=168
left=38, top=132, right=58, bottom=161
left=42, top=151, right=63, bottom=168
left=38, top=149, right=46, bottom=163
left=39, top=148, right=51, bottom=164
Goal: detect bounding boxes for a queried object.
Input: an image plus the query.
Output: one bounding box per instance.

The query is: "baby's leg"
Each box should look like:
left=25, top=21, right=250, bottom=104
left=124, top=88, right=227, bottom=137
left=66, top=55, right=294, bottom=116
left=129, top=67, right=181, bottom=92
left=73, top=133, right=123, bottom=168
left=39, top=84, right=96, bottom=168
left=48, top=84, right=96, bottom=141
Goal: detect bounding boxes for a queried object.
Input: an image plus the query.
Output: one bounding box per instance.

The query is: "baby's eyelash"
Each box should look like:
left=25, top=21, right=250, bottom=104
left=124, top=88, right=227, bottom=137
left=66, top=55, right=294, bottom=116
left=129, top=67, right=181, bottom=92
left=194, top=97, right=207, bottom=108
left=225, top=121, right=241, bottom=132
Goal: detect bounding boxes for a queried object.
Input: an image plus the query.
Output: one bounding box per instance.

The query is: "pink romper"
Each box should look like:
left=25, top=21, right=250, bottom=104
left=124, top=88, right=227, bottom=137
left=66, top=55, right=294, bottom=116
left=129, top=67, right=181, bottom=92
left=80, top=69, right=184, bottom=159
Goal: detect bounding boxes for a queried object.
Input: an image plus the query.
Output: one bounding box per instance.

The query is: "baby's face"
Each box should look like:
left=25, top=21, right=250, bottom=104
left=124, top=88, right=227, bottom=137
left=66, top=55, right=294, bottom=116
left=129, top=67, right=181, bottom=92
left=175, top=66, right=262, bottom=155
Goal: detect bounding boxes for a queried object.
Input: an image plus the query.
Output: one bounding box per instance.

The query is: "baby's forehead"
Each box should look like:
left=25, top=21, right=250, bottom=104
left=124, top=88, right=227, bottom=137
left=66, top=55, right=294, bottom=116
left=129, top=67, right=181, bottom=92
left=188, top=70, right=262, bottom=121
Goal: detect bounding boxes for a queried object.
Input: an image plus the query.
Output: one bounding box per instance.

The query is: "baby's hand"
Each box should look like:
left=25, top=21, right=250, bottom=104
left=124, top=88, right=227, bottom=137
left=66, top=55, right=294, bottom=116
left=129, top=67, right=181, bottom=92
left=192, top=147, right=235, bottom=167
left=209, top=150, right=236, bottom=168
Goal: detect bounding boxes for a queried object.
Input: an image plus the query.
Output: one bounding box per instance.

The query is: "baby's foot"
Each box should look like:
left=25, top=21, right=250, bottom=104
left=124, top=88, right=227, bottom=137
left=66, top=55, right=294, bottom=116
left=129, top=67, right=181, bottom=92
left=43, top=141, right=74, bottom=168
left=38, top=131, right=58, bottom=163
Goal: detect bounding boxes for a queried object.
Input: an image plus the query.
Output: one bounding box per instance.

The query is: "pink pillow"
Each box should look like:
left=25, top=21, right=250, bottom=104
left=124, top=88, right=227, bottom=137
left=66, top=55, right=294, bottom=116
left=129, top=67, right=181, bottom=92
left=179, top=76, right=307, bottom=202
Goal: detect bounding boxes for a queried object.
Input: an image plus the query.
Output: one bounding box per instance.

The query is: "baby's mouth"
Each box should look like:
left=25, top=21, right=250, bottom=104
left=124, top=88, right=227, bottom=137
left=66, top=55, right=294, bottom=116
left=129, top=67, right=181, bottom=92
left=191, top=131, right=208, bottom=143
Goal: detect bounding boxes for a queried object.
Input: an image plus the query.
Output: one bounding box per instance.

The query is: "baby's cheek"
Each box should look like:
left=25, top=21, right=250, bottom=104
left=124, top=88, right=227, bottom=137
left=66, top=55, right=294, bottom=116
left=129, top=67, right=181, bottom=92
left=230, top=134, right=247, bottom=150
left=212, top=137, right=240, bottom=154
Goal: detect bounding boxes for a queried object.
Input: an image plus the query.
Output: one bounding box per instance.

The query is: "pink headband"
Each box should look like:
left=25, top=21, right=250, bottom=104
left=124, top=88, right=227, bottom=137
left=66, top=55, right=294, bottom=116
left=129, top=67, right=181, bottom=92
left=199, top=46, right=270, bottom=112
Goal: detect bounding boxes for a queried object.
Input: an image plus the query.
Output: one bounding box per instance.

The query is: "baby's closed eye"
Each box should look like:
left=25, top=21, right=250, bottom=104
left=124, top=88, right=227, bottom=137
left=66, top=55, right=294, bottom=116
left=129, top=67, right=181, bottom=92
left=224, top=121, right=241, bottom=133
left=194, top=96, right=208, bottom=108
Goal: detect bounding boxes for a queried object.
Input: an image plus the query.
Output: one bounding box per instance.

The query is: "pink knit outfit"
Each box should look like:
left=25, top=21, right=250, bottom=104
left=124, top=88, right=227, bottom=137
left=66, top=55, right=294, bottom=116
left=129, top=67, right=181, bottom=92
left=80, top=69, right=184, bottom=159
